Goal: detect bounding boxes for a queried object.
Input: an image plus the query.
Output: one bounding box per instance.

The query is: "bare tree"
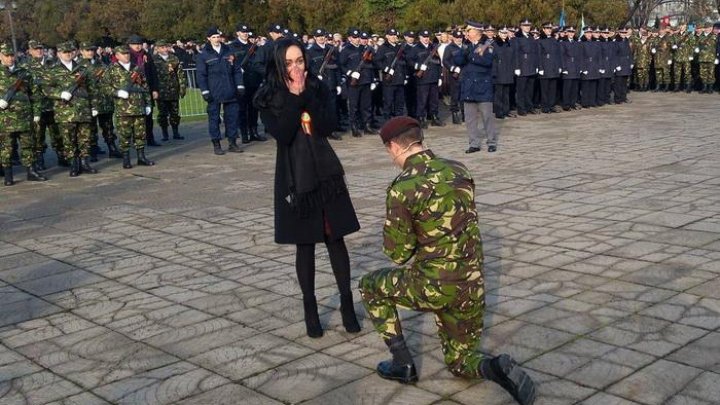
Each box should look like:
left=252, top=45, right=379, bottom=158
left=624, top=0, right=682, bottom=27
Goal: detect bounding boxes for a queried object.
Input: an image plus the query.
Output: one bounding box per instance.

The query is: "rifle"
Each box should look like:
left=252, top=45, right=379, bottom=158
left=66, top=67, right=89, bottom=98
left=383, top=44, right=406, bottom=82
left=239, top=43, right=257, bottom=68
left=317, top=46, right=336, bottom=79
left=350, top=46, right=373, bottom=87
left=2, top=77, right=25, bottom=104
left=414, top=44, right=438, bottom=78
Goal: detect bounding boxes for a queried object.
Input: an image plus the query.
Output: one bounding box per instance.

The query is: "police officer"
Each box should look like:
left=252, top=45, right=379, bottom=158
left=442, top=30, right=464, bottom=124
left=403, top=30, right=418, bottom=119
left=360, top=116, right=536, bottom=405
left=614, top=28, right=633, bottom=103
left=231, top=23, right=267, bottom=143
left=375, top=28, right=407, bottom=122
left=538, top=22, right=562, bottom=113
left=560, top=26, right=582, bottom=110
left=339, top=28, right=376, bottom=136
left=307, top=27, right=343, bottom=139
left=197, top=27, right=245, bottom=155
left=513, top=19, right=539, bottom=116
left=409, top=30, right=443, bottom=128
left=493, top=25, right=515, bottom=119
left=597, top=27, right=614, bottom=106
left=580, top=27, right=601, bottom=108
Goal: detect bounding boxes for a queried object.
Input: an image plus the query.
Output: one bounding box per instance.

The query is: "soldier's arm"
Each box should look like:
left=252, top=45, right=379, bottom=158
left=27, top=72, right=42, bottom=118
left=178, top=61, right=187, bottom=97
left=383, top=187, right=417, bottom=264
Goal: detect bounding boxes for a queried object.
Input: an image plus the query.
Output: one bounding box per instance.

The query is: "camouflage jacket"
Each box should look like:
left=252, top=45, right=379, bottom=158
left=104, top=61, right=149, bottom=117
left=650, top=36, right=672, bottom=65
left=78, top=58, right=113, bottom=114
left=43, top=61, right=96, bottom=123
left=676, top=34, right=695, bottom=60
left=19, top=57, right=54, bottom=112
left=698, top=34, right=717, bottom=63
left=384, top=149, right=484, bottom=283
left=634, top=37, right=653, bottom=68
left=152, top=53, right=186, bottom=100
left=0, top=64, right=39, bottom=132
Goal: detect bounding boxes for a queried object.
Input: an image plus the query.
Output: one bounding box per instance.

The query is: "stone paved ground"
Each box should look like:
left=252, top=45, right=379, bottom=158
left=1, top=92, right=720, bottom=405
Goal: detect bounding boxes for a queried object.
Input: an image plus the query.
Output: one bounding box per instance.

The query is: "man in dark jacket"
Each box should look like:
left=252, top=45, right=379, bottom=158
left=597, top=27, right=615, bottom=106
left=340, top=28, right=376, bottom=137
left=455, top=21, right=498, bottom=154
left=560, top=27, right=582, bottom=110
left=614, top=28, right=633, bottom=103
left=513, top=19, right=539, bottom=116
left=538, top=23, right=562, bottom=113
left=128, top=35, right=160, bottom=147
left=230, top=23, right=267, bottom=143
left=375, top=28, right=407, bottom=122
left=580, top=27, right=601, bottom=108
left=197, top=27, right=245, bottom=155
left=492, top=26, right=515, bottom=119
left=307, top=28, right=343, bottom=139
left=408, top=30, right=443, bottom=128
left=442, top=30, right=465, bottom=124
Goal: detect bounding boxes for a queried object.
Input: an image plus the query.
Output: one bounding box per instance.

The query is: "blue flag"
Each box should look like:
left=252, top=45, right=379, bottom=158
left=559, top=10, right=566, bottom=28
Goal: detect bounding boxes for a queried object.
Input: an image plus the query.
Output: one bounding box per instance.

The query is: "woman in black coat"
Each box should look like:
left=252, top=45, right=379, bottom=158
left=254, top=39, right=361, bottom=338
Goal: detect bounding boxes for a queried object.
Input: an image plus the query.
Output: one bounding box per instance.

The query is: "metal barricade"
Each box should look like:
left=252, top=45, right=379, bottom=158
left=180, top=68, right=206, bottom=117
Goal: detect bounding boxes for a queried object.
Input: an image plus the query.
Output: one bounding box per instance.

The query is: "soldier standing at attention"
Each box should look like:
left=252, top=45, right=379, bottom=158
left=403, top=30, right=418, bottom=119
left=538, top=22, right=562, bottom=113
left=307, top=28, right=343, bottom=139
left=127, top=35, right=161, bottom=147
left=105, top=45, right=156, bottom=169
left=442, top=30, right=464, bottom=124
left=697, top=26, right=718, bottom=93
left=152, top=39, right=187, bottom=142
left=580, top=27, right=601, bottom=107
left=231, top=24, right=267, bottom=143
left=44, top=42, right=99, bottom=177
left=376, top=28, right=407, bottom=122
left=409, top=29, right=444, bottom=128
left=0, top=43, right=47, bottom=185
left=360, top=116, right=536, bottom=405
left=493, top=25, right=516, bottom=118
left=513, top=19, right=539, bottom=116
left=614, top=28, right=633, bottom=103
left=633, top=29, right=652, bottom=91
left=559, top=26, right=582, bottom=110
left=340, top=28, right=376, bottom=137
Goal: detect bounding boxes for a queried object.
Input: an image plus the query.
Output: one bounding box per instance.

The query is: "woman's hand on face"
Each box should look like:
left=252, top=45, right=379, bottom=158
left=286, top=67, right=306, bottom=95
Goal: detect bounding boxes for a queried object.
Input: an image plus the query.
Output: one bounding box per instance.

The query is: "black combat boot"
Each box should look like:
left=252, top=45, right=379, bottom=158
left=26, top=165, right=47, bottom=181
left=35, top=152, right=46, bottom=171
left=107, top=142, right=123, bottom=158
left=146, top=132, right=161, bottom=146
left=212, top=139, right=225, bottom=155
left=160, top=126, right=170, bottom=141
left=685, top=83, right=693, bottom=93
left=363, top=123, right=377, bottom=135
left=340, top=294, right=360, bottom=333
left=376, top=335, right=418, bottom=384
left=227, top=138, right=244, bottom=153
left=303, top=296, right=323, bottom=338
left=136, top=148, right=155, bottom=166
left=479, top=354, right=537, bottom=405
left=89, top=145, right=98, bottom=162
left=3, top=166, right=13, bottom=186
left=171, top=125, right=184, bottom=140
left=81, top=157, right=98, bottom=174
left=122, top=151, right=132, bottom=169
left=351, top=124, right=362, bottom=138
left=240, top=126, right=250, bottom=144
left=57, top=152, right=69, bottom=167
left=419, top=117, right=428, bottom=129
left=69, top=157, right=80, bottom=177
left=452, top=111, right=461, bottom=125
left=250, top=127, right=267, bottom=142
left=430, top=115, right=445, bottom=127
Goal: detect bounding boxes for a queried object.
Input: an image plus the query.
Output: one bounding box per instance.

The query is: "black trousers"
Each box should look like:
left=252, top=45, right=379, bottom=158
left=382, top=84, right=405, bottom=118
left=416, top=83, right=439, bottom=118
left=597, top=78, right=612, bottom=106
left=145, top=100, right=155, bottom=142
left=515, top=76, right=536, bottom=113
left=448, top=76, right=461, bottom=113
left=493, top=84, right=511, bottom=118
left=539, top=78, right=558, bottom=112
left=348, top=84, right=372, bottom=128
left=296, top=238, right=352, bottom=299
left=614, top=76, right=629, bottom=103
left=562, top=79, right=579, bottom=108
left=405, top=77, right=417, bottom=118
left=581, top=80, right=598, bottom=107
left=238, top=85, right=260, bottom=134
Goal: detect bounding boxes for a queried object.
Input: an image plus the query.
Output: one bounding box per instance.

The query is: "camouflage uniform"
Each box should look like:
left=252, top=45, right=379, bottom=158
left=152, top=44, right=186, bottom=138
left=651, top=35, right=671, bottom=87
left=20, top=42, right=61, bottom=157
left=359, top=149, right=485, bottom=378
left=0, top=47, right=40, bottom=169
left=78, top=44, right=117, bottom=156
left=673, top=33, right=694, bottom=87
left=698, top=33, right=717, bottom=88
left=633, top=36, right=652, bottom=89
left=104, top=51, right=151, bottom=152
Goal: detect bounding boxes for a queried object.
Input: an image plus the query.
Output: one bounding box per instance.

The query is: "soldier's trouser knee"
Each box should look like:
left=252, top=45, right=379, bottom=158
left=117, top=116, right=146, bottom=152
left=654, top=68, right=668, bottom=85
left=700, top=63, right=715, bottom=85
left=157, top=100, right=180, bottom=128
left=60, top=123, right=93, bottom=159
left=98, top=114, right=115, bottom=143
left=635, top=69, right=649, bottom=88
left=359, top=267, right=485, bottom=378
left=1, top=131, right=34, bottom=167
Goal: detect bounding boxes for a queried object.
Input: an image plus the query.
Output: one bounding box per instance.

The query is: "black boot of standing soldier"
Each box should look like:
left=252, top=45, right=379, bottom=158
left=171, top=125, right=184, bottom=140
left=137, top=148, right=155, bottom=166
left=160, top=126, right=170, bottom=141
left=122, top=151, right=132, bottom=169
left=3, top=166, right=13, bottom=186
left=26, top=165, right=47, bottom=181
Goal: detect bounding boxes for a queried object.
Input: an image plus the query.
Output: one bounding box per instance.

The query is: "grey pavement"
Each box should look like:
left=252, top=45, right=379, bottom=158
left=1, top=92, right=720, bottom=405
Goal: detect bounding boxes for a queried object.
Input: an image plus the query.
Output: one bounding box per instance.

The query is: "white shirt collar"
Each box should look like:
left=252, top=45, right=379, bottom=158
left=119, top=61, right=131, bottom=71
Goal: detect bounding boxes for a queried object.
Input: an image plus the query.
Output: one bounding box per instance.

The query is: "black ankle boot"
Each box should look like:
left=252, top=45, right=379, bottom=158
left=160, top=126, right=170, bottom=141
left=107, top=142, right=123, bottom=158
left=227, top=138, right=244, bottom=153
left=212, top=139, right=225, bottom=155
left=430, top=115, right=445, bottom=127
left=452, top=111, right=461, bottom=124
left=376, top=335, right=418, bottom=384
left=57, top=152, right=69, bottom=167
left=479, top=354, right=537, bottom=405
left=240, top=127, right=250, bottom=144
left=89, top=146, right=98, bottom=162
left=250, top=128, right=267, bottom=142
left=136, top=148, right=155, bottom=166
left=363, top=124, right=377, bottom=135
left=303, top=296, right=323, bottom=338
left=419, top=117, right=428, bottom=129
left=81, top=157, right=98, bottom=174
left=340, top=294, right=361, bottom=333
left=35, top=152, right=46, bottom=171
left=171, top=125, right=184, bottom=140
left=69, top=157, right=80, bottom=177
left=26, top=166, right=47, bottom=181
left=122, top=151, right=132, bottom=169
left=3, top=166, right=13, bottom=186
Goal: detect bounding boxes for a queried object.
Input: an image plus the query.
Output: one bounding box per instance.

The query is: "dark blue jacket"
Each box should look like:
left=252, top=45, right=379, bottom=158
left=538, top=35, right=562, bottom=79
left=580, top=37, right=601, bottom=80
left=513, top=33, right=539, bottom=76
left=375, top=42, right=408, bottom=86
left=492, top=37, right=515, bottom=85
left=560, top=38, right=582, bottom=79
left=339, top=44, right=375, bottom=86
left=197, top=42, right=244, bottom=103
left=615, top=37, right=632, bottom=77
left=230, top=39, right=263, bottom=88
left=408, top=43, right=442, bottom=84
left=599, top=39, right=615, bottom=78
left=455, top=39, right=494, bottom=102
left=307, top=43, right=341, bottom=88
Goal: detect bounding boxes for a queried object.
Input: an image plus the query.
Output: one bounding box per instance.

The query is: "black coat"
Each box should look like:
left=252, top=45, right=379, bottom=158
left=538, top=35, right=562, bottom=79
left=375, top=42, right=408, bottom=86
left=580, top=37, right=601, bottom=80
left=257, top=81, right=360, bottom=244
left=560, top=38, right=582, bottom=79
left=340, top=44, right=376, bottom=86
left=307, top=44, right=341, bottom=88
left=615, top=38, right=632, bottom=77
left=513, top=33, right=539, bottom=76
left=408, top=43, right=442, bottom=84
left=492, top=38, right=515, bottom=85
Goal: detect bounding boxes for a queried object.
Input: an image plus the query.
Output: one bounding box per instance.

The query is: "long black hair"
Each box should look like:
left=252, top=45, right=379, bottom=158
left=253, top=38, right=321, bottom=112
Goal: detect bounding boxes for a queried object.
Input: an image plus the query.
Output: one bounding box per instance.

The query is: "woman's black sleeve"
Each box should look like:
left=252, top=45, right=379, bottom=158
left=260, top=93, right=306, bottom=145
left=305, top=83, right=338, bottom=138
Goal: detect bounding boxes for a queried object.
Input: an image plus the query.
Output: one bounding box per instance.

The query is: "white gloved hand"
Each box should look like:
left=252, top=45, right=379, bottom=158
left=562, top=70, right=569, bottom=75
left=60, top=91, right=73, bottom=101
left=672, top=44, right=678, bottom=50
left=535, top=68, right=539, bottom=73
left=438, top=79, right=442, bottom=87
left=538, top=70, right=544, bottom=76
left=117, top=90, right=129, bottom=99
left=403, top=79, right=408, bottom=85
left=385, top=68, right=395, bottom=76
left=91, top=109, right=98, bottom=117
left=454, top=67, right=461, bottom=73
left=599, top=69, right=605, bottom=74
left=558, top=68, right=562, bottom=74
left=370, top=82, right=377, bottom=91
left=145, top=106, right=152, bottom=116
left=689, top=56, right=693, bottom=61
left=582, top=71, right=588, bottom=75
left=631, top=64, right=634, bottom=69
left=336, top=86, right=342, bottom=95
left=616, top=66, right=622, bottom=71
left=695, top=47, right=700, bottom=53
left=715, top=58, right=719, bottom=65
left=651, top=48, right=657, bottom=54
left=514, top=69, right=521, bottom=76
left=667, top=60, right=672, bottom=65
left=33, top=116, right=40, bottom=123
left=420, top=64, right=427, bottom=71
left=317, top=74, right=323, bottom=81
left=0, top=99, right=8, bottom=110
left=350, top=71, right=360, bottom=79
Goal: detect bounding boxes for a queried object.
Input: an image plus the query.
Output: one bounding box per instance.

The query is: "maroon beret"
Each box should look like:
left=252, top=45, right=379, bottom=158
left=380, top=116, right=421, bottom=144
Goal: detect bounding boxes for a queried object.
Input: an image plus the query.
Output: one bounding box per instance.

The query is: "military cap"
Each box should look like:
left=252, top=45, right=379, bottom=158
left=530, top=28, right=540, bottom=34
left=565, top=26, right=576, bottom=32
left=0, top=43, right=14, bottom=55
left=380, top=116, right=421, bottom=144
left=154, top=39, right=170, bottom=47
left=268, top=23, right=283, bottom=33
left=498, top=25, right=510, bottom=33
left=403, top=30, right=416, bottom=37
left=27, top=40, right=43, bottom=49
left=313, top=28, right=327, bottom=37
left=79, top=41, right=97, bottom=50
left=713, top=22, right=720, bottom=29
left=236, top=23, right=251, bottom=33
left=206, top=27, right=222, bottom=37
left=520, top=18, right=532, bottom=26
left=386, top=28, right=399, bottom=36
left=57, top=41, right=76, bottom=52
left=114, top=44, right=130, bottom=54
left=542, top=22, right=553, bottom=29
left=452, top=30, right=464, bottom=38
left=347, top=28, right=360, bottom=37
left=418, top=29, right=431, bottom=37
left=485, top=24, right=496, bottom=32
left=583, top=26, right=593, bottom=32
left=282, top=28, right=292, bottom=36
left=466, top=20, right=484, bottom=31
left=127, top=34, right=144, bottom=44
left=360, top=32, right=370, bottom=39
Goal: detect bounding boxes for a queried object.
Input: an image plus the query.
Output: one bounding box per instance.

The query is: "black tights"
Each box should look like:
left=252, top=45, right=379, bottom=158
left=296, top=238, right=352, bottom=299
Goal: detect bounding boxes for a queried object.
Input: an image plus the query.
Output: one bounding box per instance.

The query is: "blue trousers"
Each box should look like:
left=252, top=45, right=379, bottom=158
left=207, top=101, right=239, bottom=141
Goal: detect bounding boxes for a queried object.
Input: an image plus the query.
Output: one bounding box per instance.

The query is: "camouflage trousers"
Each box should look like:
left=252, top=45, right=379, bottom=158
left=0, top=131, right=35, bottom=167
left=672, top=62, right=692, bottom=85
left=699, top=63, right=715, bottom=85
left=654, top=68, right=669, bottom=85
left=60, top=123, right=93, bottom=159
left=117, top=115, right=146, bottom=152
left=157, top=100, right=181, bottom=128
left=90, top=113, right=116, bottom=148
left=634, top=68, right=650, bottom=89
left=359, top=266, right=485, bottom=378
left=33, top=111, right=61, bottom=154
